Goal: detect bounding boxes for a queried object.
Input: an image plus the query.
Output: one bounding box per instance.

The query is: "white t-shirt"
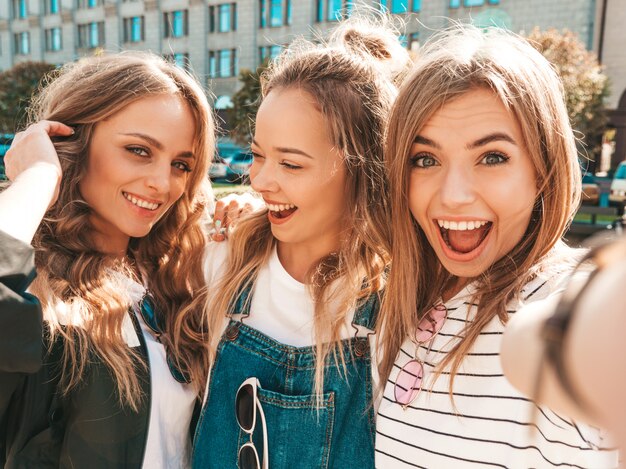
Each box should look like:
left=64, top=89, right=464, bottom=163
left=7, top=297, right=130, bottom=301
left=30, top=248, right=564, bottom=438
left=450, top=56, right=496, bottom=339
left=375, top=265, right=618, bottom=468
left=203, top=241, right=379, bottom=378
left=127, top=281, right=197, bottom=469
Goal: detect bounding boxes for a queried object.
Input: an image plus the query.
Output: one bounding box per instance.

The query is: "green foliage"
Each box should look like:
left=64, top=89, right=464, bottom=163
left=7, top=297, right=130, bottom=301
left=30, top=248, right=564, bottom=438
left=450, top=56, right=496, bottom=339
left=226, top=60, right=269, bottom=145
left=0, top=61, right=57, bottom=133
left=527, top=28, right=610, bottom=165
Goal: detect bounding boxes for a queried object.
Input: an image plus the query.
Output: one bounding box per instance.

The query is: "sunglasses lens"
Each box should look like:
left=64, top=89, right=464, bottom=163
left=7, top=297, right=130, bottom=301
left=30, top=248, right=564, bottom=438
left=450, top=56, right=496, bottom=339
left=415, top=304, right=447, bottom=342
left=236, top=383, right=255, bottom=432
left=394, top=360, right=423, bottom=406
left=238, top=443, right=260, bottom=469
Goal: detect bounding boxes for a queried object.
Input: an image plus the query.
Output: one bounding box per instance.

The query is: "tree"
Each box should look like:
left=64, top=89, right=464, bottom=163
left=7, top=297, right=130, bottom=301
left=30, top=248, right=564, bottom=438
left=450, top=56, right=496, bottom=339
left=526, top=28, right=610, bottom=169
left=0, top=61, right=57, bottom=133
left=226, top=60, right=269, bottom=145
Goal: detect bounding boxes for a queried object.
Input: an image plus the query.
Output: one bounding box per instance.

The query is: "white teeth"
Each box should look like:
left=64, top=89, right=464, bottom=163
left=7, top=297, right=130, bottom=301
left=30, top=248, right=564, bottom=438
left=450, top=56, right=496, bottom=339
left=124, top=192, right=159, bottom=211
left=267, top=203, right=296, bottom=212
left=437, top=220, right=489, bottom=231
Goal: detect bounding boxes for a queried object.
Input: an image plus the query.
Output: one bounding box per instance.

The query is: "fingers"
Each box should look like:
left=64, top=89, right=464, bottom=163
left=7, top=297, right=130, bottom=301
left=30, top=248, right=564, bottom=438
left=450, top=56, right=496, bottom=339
left=210, top=200, right=227, bottom=242
left=209, top=197, right=256, bottom=242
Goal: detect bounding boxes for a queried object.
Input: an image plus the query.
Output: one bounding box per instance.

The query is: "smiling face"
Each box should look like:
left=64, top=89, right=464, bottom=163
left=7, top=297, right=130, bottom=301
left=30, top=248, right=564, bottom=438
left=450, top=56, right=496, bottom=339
left=250, top=87, right=347, bottom=263
left=79, top=94, right=196, bottom=255
left=408, top=88, right=538, bottom=283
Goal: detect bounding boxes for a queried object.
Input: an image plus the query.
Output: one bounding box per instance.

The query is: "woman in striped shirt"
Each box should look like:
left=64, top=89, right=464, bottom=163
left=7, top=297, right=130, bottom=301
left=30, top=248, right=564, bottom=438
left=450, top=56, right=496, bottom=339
left=375, top=26, right=618, bottom=468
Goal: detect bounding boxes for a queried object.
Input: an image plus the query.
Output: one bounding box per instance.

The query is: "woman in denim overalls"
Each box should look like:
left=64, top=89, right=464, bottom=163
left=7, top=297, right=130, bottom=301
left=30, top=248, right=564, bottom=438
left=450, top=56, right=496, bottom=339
left=192, top=16, right=409, bottom=469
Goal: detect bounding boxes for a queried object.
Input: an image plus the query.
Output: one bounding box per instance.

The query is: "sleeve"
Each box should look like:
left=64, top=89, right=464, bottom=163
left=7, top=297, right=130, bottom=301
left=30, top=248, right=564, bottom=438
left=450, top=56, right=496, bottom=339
left=0, top=230, right=43, bottom=374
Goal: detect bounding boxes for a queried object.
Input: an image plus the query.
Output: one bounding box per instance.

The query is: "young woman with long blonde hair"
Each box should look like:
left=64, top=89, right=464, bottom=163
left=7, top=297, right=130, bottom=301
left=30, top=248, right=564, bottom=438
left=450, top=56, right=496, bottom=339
left=0, top=52, right=214, bottom=468
left=374, top=26, right=618, bottom=468
left=191, top=16, right=409, bottom=469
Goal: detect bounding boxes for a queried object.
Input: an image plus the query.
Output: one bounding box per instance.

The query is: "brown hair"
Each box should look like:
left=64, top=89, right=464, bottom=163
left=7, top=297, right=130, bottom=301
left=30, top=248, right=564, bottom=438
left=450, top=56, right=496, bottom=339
left=378, top=25, right=581, bottom=395
left=28, top=52, right=214, bottom=409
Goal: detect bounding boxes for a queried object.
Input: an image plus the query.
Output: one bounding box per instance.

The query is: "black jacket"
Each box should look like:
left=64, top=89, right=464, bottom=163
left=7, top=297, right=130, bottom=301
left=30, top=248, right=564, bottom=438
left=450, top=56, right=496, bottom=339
left=0, top=231, right=153, bottom=468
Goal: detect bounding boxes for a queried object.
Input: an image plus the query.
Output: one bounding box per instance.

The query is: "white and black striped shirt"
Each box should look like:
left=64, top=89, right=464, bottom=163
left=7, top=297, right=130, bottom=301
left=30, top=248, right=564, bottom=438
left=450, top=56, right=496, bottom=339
left=376, top=267, right=618, bottom=469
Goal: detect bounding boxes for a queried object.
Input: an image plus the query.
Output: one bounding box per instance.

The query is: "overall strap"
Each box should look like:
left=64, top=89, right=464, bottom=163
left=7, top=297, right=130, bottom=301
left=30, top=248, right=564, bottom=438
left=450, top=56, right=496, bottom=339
left=231, top=280, right=254, bottom=318
left=351, top=291, right=381, bottom=331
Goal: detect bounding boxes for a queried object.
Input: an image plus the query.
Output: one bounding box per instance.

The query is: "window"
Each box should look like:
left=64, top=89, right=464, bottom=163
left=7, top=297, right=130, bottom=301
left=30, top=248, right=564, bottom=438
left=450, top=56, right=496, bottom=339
left=14, top=32, right=30, bottom=55
left=46, top=0, right=60, bottom=14
left=164, top=10, right=188, bottom=38
left=78, top=22, right=104, bottom=48
left=380, top=0, right=420, bottom=13
left=13, top=0, right=28, bottom=19
left=77, top=0, right=103, bottom=8
left=210, top=3, right=236, bottom=33
left=327, top=0, right=342, bottom=21
left=164, top=53, right=190, bottom=71
left=452, top=0, right=500, bottom=6
left=258, top=45, right=282, bottom=63
left=259, top=0, right=291, bottom=27
left=407, top=31, right=419, bottom=51
left=317, top=0, right=351, bottom=22
left=123, top=16, right=144, bottom=43
left=208, top=49, right=238, bottom=78
left=316, top=0, right=323, bottom=22
left=449, top=0, right=461, bottom=7
left=45, top=27, right=62, bottom=51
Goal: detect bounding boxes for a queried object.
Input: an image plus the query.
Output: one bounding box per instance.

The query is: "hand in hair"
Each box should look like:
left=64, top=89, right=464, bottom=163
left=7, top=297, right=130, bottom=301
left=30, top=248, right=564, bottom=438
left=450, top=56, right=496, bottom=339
left=210, top=192, right=262, bottom=241
left=6, top=120, right=73, bottom=196
left=0, top=120, right=73, bottom=244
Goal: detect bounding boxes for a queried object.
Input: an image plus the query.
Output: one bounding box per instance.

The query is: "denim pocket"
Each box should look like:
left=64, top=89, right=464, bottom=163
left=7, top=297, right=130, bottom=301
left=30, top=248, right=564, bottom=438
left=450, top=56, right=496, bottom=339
left=237, top=387, right=335, bottom=469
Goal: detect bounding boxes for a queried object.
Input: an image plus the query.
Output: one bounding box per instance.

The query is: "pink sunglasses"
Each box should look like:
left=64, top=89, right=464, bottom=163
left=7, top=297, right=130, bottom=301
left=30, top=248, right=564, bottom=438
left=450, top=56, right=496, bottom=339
left=394, top=304, right=448, bottom=409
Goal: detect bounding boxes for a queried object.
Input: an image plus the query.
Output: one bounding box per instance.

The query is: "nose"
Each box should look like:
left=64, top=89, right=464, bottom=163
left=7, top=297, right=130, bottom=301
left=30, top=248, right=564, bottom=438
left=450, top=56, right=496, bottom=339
left=145, top=161, right=171, bottom=194
left=250, top=158, right=278, bottom=193
left=439, top=165, right=476, bottom=209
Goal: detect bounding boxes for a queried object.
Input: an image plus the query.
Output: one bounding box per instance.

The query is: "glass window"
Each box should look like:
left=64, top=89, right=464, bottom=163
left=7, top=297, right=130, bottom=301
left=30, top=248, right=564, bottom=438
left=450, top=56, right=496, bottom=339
left=48, top=0, right=59, bottom=14
left=327, top=0, right=342, bottom=21
left=449, top=0, right=461, bottom=7
left=209, top=51, right=217, bottom=77
left=316, top=0, right=323, bottom=22
left=464, top=0, right=484, bottom=5
left=218, top=4, right=231, bottom=32
left=390, top=0, right=407, bottom=13
left=270, top=0, right=282, bottom=27
left=45, top=27, right=62, bottom=51
left=209, top=6, right=215, bottom=32
left=15, top=0, right=28, bottom=19
left=124, top=16, right=143, bottom=43
left=15, top=32, right=30, bottom=54
left=219, top=49, right=231, bottom=78
left=412, top=0, right=421, bottom=12
left=408, top=31, right=419, bottom=51
left=165, top=10, right=188, bottom=38
left=259, top=0, right=267, bottom=28
left=488, top=0, right=500, bottom=3
left=286, top=0, right=292, bottom=25
left=269, top=45, right=281, bottom=58
left=89, top=22, right=99, bottom=47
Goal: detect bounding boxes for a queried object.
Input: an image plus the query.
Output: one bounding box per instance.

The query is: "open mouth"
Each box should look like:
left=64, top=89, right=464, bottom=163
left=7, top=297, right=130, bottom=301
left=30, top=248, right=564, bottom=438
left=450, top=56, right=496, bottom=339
left=123, top=192, right=161, bottom=211
left=267, top=202, right=298, bottom=219
left=437, top=219, right=492, bottom=254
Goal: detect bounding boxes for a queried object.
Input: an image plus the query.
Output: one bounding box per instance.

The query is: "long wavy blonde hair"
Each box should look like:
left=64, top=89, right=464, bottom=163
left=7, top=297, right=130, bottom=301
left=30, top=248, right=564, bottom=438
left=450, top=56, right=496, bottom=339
left=190, top=16, right=409, bottom=399
left=27, top=52, right=214, bottom=409
left=378, top=26, right=582, bottom=394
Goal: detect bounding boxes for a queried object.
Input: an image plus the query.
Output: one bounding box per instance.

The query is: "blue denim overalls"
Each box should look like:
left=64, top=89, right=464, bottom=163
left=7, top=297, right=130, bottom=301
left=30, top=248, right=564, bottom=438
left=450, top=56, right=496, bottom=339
left=192, top=282, right=379, bottom=469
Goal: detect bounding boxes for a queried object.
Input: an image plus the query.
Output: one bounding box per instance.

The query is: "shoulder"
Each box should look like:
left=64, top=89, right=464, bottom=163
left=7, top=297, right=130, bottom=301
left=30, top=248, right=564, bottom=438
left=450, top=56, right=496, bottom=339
left=203, top=240, right=230, bottom=286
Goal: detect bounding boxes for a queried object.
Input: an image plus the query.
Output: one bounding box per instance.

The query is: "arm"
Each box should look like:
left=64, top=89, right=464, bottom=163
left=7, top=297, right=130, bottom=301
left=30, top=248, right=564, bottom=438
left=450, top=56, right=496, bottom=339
left=0, top=120, right=73, bottom=244
left=502, top=263, right=626, bottom=449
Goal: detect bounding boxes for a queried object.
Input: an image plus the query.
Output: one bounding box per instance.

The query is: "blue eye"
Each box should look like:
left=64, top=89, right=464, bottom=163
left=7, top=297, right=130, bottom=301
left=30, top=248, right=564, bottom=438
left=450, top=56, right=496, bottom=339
left=173, top=161, right=192, bottom=173
left=127, top=146, right=149, bottom=157
left=481, top=152, right=509, bottom=165
left=410, top=153, right=439, bottom=168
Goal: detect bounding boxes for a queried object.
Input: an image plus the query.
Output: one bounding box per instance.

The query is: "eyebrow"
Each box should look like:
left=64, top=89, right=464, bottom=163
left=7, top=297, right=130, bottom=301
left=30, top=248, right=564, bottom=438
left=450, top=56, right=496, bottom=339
left=252, top=139, right=313, bottom=159
left=413, top=132, right=517, bottom=151
left=122, top=132, right=194, bottom=159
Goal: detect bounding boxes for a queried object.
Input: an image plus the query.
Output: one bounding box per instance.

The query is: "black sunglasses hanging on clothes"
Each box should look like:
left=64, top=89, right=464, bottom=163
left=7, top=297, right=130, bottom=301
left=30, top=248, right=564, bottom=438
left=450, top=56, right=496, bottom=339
left=138, top=292, right=191, bottom=384
left=236, top=377, right=269, bottom=469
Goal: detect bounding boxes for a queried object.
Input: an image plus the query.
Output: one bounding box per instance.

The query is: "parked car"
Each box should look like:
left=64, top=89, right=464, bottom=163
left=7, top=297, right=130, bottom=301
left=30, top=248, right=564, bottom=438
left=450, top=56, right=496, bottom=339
left=581, top=172, right=600, bottom=205
left=225, top=151, right=254, bottom=183
left=209, top=154, right=229, bottom=180
left=0, top=134, right=14, bottom=180
left=608, top=161, right=626, bottom=211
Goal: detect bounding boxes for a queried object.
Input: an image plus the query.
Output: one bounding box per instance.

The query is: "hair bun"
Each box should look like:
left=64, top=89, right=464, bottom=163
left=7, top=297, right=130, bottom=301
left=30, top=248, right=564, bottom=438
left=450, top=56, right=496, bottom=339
left=329, top=15, right=410, bottom=82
